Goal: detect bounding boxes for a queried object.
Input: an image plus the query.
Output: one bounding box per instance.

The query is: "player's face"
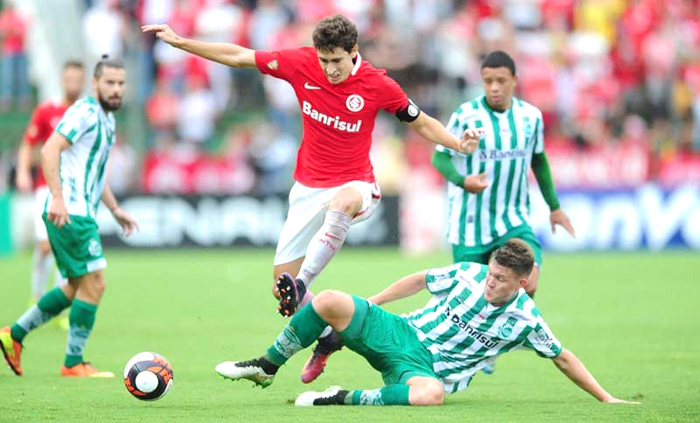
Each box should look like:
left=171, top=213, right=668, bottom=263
left=484, top=260, right=526, bottom=305
left=316, top=45, right=358, bottom=84
left=62, top=67, right=85, bottom=103
left=481, top=66, right=517, bottom=110
left=93, top=67, right=126, bottom=112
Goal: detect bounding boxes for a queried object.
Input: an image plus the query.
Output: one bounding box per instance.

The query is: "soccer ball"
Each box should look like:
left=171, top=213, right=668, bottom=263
left=124, top=352, right=173, bottom=401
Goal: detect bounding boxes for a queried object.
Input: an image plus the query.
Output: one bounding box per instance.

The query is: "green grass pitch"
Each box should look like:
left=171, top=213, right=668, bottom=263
left=0, top=249, right=698, bottom=422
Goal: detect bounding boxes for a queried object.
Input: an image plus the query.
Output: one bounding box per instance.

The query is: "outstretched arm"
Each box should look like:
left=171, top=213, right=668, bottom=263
left=142, top=24, right=257, bottom=69
left=552, top=348, right=639, bottom=404
left=409, top=113, right=482, bottom=155
left=368, top=271, right=428, bottom=306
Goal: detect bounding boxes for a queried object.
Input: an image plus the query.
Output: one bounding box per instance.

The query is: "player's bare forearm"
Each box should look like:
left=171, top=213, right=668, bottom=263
left=178, top=38, right=256, bottom=69
left=41, top=133, right=70, bottom=198
left=142, top=24, right=256, bottom=69
left=17, top=141, right=33, bottom=177
left=101, top=184, right=119, bottom=213
left=408, top=113, right=461, bottom=151
left=16, top=141, right=34, bottom=191
left=552, top=349, right=613, bottom=402
left=368, top=271, right=428, bottom=306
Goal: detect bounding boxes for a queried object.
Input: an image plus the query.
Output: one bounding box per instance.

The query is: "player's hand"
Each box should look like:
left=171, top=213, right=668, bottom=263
left=141, top=24, right=180, bottom=46
left=550, top=208, right=575, bottom=238
left=111, top=207, right=140, bottom=237
left=458, top=128, right=483, bottom=155
left=463, top=172, right=489, bottom=193
left=47, top=197, right=71, bottom=229
left=15, top=170, right=33, bottom=193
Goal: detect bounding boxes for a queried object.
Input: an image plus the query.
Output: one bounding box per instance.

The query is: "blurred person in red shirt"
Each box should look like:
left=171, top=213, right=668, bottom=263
left=15, top=61, right=85, bottom=324
left=145, top=78, right=179, bottom=147
left=0, top=3, right=30, bottom=110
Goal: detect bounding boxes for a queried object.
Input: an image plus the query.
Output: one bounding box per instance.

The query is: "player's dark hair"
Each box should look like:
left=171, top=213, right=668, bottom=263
left=312, top=14, right=358, bottom=53
left=481, top=50, right=516, bottom=76
left=490, top=239, right=534, bottom=277
left=93, top=54, right=124, bottom=78
left=62, top=60, right=84, bottom=71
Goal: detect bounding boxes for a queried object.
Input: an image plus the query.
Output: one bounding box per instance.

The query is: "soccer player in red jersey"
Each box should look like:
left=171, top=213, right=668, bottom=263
left=16, top=61, right=85, bottom=315
left=143, top=15, right=482, bottom=383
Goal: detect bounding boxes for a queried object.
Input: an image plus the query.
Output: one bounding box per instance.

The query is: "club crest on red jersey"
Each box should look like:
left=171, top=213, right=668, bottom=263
left=346, top=94, right=364, bottom=112
left=267, top=60, right=278, bottom=70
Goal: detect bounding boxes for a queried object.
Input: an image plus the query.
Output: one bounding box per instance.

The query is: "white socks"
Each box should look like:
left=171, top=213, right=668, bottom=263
left=32, top=248, right=53, bottom=300
left=297, top=210, right=351, bottom=288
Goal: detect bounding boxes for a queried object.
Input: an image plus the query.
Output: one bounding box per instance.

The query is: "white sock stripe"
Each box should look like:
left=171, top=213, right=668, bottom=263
left=324, top=210, right=351, bottom=232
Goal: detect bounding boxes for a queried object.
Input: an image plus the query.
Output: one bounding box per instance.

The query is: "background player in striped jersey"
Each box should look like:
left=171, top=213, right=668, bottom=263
left=214, top=239, right=638, bottom=406
left=143, top=15, right=482, bottom=383
left=0, top=56, right=139, bottom=378
left=16, top=61, right=85, bottom=327
left=432, top=51, right=575, bottom=299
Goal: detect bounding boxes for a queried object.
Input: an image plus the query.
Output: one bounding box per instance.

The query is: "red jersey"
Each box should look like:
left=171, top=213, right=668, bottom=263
left=23, top=100, right=69, bottom=188
left=255, top=47, right=410, bottom=187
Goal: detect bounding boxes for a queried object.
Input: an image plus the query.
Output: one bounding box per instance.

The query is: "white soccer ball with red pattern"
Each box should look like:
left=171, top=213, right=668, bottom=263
left=124, top=352, right=173, bottom=401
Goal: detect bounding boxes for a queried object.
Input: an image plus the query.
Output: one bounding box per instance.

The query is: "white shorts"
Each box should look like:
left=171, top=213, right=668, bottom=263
left=274, top=180, right=381, bottom=265
left=34, top=186, right=50, bottom=242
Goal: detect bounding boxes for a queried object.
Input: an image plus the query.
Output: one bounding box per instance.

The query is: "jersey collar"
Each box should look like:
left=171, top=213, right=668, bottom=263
left=351, top=52, right=362, bottom=77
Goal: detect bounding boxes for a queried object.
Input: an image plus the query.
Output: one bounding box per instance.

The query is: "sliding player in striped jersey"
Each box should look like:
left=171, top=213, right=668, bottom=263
left=214, top=239, right=638, bottom=407
left=432, top=50, right=575, bottom=300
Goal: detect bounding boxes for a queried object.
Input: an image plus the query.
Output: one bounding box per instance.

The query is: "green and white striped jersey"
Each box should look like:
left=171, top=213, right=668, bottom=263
left=45, top=96, right=116, bottom=218
left=404, top=261, right=561, bottom=394
left=437, top=96, right=544, bottom=247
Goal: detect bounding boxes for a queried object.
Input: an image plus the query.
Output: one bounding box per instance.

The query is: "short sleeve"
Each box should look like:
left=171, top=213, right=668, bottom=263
left=425, top=263, right=465, bottom=295
left=23, top=107, right=44, bottom=146
left=255, top=49, right=299, bottom=82
left=377, top=73, right=409, bottom=115
left=55, top=103, right=97, bottom=145
left=523, top=317, right=562, bottom=358
left=533, top=113, right=544, bottom=154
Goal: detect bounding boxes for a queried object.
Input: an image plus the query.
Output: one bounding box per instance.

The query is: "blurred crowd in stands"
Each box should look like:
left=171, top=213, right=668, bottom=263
left=2, top=0, right=699, bottom=195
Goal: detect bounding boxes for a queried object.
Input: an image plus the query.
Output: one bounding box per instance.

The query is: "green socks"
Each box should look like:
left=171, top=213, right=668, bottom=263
left=346, top=385, right=411, bottom=406
left=64, top=299, right=98, bottom=368
left=11, top=287, right=71, bottom=342
left=266, top=303, right=328, bottom=366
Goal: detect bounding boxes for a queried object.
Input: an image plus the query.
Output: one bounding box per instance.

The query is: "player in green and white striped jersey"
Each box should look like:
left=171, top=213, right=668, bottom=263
left=432, top=51, right=575, bottom=299
left=214, top=240, right=638, bottom=407
left=1, top=56, right=139, bottom=378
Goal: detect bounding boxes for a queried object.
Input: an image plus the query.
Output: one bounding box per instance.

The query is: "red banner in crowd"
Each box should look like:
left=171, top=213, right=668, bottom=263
left=545, top=142, right=651, bottom=188
left=141, top=151, right=255, bottom=194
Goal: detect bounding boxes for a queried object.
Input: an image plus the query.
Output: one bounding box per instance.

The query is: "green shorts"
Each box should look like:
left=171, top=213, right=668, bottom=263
left=42, top=214, right=106, bottom=278
left=339, top=296, right=437, bottom=386
left=452, top=226, right=542, bottom=267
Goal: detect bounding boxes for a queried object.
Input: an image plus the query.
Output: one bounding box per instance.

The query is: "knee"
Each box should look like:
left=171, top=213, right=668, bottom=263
left=311, top=290, right=347, bottom=317
left=328, top=189, right=362, bottom=216
left=84, top=273, right=106, bottom=299
left=312, top=290, right=341, bottom=310
left=411, top=383, right=444, bottom=406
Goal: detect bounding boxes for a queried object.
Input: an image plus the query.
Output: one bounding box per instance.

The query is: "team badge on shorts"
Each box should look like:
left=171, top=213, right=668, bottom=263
left=88, top=239, right=102, bottom=257
left=267, top=60, right=278, bottom=70
left=346, top=94, right=364, bottom=112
